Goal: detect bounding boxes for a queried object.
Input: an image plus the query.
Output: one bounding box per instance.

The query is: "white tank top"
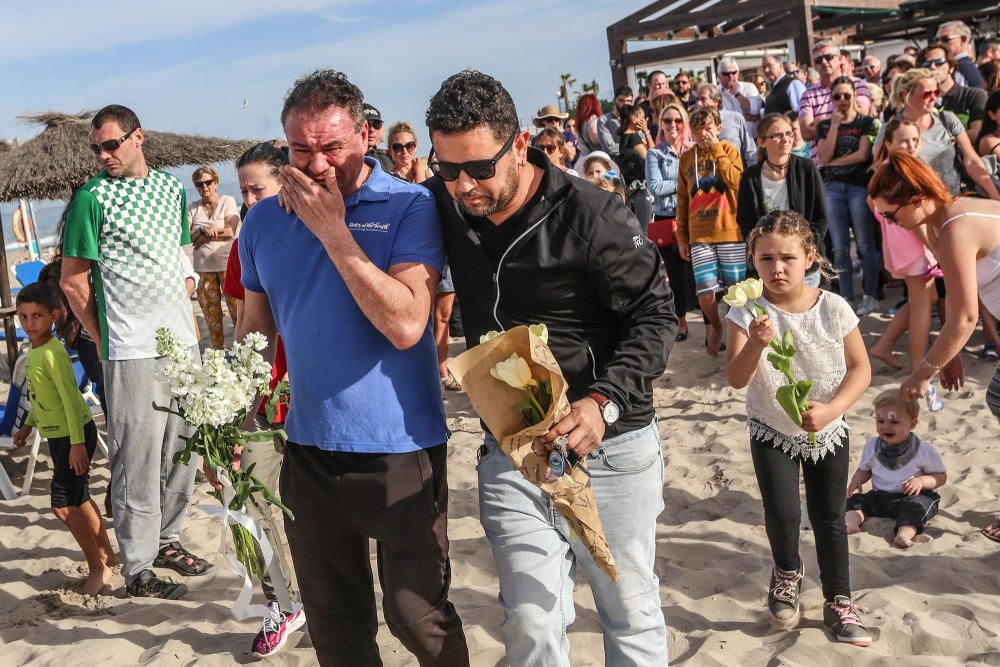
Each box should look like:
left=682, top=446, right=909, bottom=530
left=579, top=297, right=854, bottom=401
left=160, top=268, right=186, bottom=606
left=940, top=212, right=1000, bottom=319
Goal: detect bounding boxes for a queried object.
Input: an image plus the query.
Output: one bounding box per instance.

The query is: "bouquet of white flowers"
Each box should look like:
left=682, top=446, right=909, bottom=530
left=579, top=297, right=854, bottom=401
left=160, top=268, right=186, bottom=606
left=154, top=328, right=292, bottom=581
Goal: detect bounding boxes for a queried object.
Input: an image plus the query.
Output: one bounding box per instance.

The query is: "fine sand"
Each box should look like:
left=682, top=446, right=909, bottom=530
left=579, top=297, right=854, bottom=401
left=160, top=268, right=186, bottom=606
left=2, top=297, right=1000, bottom=665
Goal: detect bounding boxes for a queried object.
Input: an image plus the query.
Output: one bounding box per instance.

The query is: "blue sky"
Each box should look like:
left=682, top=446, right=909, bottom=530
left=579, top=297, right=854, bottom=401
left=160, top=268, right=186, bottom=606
left=1, top=1, right=628, bottom=153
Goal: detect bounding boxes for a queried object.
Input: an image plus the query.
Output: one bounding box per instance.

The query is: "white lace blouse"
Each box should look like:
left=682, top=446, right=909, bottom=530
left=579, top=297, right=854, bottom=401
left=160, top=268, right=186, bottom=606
left=727, top=290, right=860, bottom=461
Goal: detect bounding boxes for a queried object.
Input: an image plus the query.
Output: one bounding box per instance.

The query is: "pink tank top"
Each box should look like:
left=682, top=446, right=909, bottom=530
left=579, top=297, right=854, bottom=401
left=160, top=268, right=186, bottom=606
left=876, top=211, right=937, bottom=278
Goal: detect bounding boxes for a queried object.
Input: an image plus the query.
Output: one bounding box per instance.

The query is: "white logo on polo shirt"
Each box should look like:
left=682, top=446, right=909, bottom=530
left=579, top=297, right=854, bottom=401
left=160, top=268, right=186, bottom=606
left=347, top=221, right=391, bottom=233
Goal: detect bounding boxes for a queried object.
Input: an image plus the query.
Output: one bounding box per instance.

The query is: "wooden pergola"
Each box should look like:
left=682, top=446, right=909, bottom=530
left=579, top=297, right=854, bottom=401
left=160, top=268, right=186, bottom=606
left=848, top=0, right=1000, bottom=43
left=606, top=0, right=902, bottom=89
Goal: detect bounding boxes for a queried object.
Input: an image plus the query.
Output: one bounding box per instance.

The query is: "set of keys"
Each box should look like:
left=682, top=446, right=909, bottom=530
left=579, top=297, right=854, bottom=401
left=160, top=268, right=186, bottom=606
left=548, top=435, right=586, bottom=477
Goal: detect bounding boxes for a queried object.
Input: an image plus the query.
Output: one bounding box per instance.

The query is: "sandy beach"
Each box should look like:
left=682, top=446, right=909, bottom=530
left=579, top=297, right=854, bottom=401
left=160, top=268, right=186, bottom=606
left=2, top=299, right=1000, bottom=666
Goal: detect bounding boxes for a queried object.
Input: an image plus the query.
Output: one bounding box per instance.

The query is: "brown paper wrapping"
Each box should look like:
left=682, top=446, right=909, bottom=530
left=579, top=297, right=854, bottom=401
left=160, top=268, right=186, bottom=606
left=448, top=325, right=618, bottom=581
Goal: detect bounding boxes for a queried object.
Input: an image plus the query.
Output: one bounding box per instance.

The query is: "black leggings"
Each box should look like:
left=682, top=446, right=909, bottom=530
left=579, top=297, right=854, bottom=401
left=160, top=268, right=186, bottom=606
left=658, top=244, right=696, bottom=316
left=750, top=432, right=851, bottom=601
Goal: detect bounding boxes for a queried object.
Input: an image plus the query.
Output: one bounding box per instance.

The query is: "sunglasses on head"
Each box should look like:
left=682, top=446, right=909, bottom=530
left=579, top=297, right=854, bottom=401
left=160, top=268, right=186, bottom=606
left=814, top=53, right=838, bottom=64
left=391, top=141, right=417, bottom=154
left=832, top=92, right=853, bottom=101
left=194, top=179, right=214, bottom=188
left=429, top=131, right=518, bottom=182
left=368, top=119, right=384, bottom=130
left=921, top=58, right=947, bottom=68
left=89, top=129, right=135, bottom=155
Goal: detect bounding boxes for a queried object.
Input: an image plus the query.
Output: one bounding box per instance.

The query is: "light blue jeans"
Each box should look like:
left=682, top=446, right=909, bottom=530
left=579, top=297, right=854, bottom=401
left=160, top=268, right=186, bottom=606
left=478, top=420, right=667, bottom=666
left=825, top=180, right=880, bottom=302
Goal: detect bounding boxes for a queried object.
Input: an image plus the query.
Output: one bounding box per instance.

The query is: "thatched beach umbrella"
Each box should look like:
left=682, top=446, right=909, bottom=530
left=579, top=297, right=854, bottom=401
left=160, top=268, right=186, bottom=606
left=0, top=111, right=257, bottom=202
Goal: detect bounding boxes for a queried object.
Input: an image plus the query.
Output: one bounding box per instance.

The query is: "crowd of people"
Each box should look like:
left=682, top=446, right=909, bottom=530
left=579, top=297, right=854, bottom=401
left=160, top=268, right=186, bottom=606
left=9, top=17, right=1000, bottom=666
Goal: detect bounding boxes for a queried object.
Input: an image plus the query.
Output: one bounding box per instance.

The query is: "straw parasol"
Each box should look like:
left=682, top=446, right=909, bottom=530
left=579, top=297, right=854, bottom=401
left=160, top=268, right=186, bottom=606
left=0, top=111, right=258, bottom=202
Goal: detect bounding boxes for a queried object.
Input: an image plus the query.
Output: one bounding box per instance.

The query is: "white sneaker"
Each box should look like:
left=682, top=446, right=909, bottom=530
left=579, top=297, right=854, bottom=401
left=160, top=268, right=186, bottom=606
left=856, top=295, right=879, bottom=316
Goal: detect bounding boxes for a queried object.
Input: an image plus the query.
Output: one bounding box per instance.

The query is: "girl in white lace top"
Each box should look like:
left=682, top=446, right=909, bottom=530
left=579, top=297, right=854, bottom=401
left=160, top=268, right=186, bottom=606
left=724, top=210, right=873, bottom=645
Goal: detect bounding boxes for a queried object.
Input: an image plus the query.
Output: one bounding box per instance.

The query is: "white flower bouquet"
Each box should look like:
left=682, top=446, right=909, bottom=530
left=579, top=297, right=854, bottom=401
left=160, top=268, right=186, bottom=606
left=154, top=328, right=292, bottom=579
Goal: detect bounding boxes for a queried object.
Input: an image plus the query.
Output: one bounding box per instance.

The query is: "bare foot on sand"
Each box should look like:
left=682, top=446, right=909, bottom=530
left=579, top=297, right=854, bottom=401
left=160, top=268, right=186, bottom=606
left=83, top=565, right=113, bottom=596
left=706, top=324, right=723, bottom=357
left=893, top=525, right=918, bottom=549
left=869, top=344, right=903, bottom=370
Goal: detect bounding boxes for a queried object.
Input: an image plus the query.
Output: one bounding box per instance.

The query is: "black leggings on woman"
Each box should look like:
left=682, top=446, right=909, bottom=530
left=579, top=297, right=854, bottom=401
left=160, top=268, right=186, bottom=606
left=659, top=244, right=696, bottom=316
left=750, top=431, right=851, bottom=601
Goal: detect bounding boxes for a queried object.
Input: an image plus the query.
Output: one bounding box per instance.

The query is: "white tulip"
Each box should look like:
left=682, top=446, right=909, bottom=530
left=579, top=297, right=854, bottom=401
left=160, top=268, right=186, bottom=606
left=490, top=354, right=538, bottom=390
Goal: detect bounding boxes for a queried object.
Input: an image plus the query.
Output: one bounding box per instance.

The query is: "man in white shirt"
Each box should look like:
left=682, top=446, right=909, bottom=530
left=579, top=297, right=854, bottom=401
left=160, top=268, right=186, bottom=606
left=717, top=56, right=763, bottom=135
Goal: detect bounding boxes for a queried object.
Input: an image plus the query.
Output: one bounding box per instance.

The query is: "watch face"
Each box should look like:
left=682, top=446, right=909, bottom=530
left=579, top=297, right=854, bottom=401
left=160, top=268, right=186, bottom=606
left=602, top=402, right=621, bottom=424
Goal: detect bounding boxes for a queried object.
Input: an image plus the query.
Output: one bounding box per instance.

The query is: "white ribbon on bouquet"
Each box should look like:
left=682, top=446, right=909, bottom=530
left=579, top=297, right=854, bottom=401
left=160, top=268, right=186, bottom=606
left=196, top=467, right=301, bottom=620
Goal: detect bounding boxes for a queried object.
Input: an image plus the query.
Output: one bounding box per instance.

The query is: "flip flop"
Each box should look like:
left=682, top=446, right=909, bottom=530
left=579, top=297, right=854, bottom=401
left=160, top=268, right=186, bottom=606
left=675, top=331, right=688, bottom=342
left=982, top=520, right=1000, bottom=543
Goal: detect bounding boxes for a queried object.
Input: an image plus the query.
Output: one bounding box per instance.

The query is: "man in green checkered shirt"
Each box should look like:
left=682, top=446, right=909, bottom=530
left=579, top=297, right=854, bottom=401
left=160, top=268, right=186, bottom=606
left=61, top=105, right=211, bottom=599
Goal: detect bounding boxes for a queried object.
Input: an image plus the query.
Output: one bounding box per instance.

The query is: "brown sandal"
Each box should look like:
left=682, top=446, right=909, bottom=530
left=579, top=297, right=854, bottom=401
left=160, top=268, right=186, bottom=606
left=441, top=372, right=462, bottom=392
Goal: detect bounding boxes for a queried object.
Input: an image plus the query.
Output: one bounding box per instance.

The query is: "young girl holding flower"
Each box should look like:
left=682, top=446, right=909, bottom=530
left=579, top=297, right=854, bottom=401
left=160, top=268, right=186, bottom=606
left=724, top=210, right=873, bottom=646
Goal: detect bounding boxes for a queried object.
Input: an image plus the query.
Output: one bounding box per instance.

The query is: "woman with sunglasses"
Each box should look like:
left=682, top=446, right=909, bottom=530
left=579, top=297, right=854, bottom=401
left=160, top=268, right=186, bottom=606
left=869, top=152, right=1000, bottom=542
left=188, top=166, right=239, bottom=349
left=387, top=121, right=432, bottom=183
left=738, top=113, right=829, bottom=289
left=532, top=128, right=578, bottom=176
left=618, top=104, right=655, bottom=233
left=646, top=103, right=695, bottom=341
left=875, top=69, right=1000, bottom=200
left=816, top=77, right=880, bottom=315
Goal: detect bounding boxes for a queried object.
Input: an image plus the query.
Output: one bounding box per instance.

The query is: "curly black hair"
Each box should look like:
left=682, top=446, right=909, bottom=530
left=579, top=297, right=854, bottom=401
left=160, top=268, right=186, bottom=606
left=425, top=70, right=519, bottom=142
left=16, top=282, right=62, bottom=312
left=281, top=69, right=364, bottom=130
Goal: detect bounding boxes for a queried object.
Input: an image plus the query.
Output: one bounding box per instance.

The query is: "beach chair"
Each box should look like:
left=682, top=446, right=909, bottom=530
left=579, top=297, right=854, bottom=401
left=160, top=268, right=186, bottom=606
left=13, top=260, right=45, bottom=287
left=0, top=356, right=39, bottom=499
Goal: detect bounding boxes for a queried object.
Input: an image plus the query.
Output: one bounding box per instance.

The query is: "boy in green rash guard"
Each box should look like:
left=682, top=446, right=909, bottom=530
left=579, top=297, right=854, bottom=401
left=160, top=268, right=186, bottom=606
left=12, top=283, right=117, bottom=596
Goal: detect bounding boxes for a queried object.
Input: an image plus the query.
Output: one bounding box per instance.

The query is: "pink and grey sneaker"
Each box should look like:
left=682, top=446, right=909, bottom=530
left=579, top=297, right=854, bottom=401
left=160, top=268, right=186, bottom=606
left=823, top=596, right=872, bottom=646
left=251, top=601, right=306, bottom=659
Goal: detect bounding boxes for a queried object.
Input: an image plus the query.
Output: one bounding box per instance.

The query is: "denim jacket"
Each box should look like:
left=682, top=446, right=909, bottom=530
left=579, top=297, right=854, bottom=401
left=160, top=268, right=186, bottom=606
left=645, top=145, right=681, bottom=218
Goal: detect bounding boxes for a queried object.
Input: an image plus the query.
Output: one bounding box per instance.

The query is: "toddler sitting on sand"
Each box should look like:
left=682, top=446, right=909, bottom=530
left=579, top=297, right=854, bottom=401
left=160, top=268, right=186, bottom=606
left=846, top=390, right=946, bottom=548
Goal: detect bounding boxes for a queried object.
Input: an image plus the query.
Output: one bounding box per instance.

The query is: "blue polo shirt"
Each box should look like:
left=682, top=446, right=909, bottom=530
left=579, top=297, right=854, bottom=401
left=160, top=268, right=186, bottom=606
left=240, top=158, right=447, bottom=453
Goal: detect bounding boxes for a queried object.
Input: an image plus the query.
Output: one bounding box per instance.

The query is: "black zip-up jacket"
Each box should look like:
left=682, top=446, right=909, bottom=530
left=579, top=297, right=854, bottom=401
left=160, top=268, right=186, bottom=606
left=736, top=153, right=829, bottom=276
left=425, top=148, right=676, bottom=438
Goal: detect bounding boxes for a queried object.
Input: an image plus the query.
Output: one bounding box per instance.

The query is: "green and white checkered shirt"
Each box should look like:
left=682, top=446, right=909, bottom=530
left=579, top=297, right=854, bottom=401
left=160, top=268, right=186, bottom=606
left=63, top=169, right=198, bottom=360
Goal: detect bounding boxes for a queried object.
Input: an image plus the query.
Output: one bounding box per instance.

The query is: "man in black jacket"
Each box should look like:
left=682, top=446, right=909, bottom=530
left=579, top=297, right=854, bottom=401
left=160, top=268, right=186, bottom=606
left=424, top=70, right=675, bottom=667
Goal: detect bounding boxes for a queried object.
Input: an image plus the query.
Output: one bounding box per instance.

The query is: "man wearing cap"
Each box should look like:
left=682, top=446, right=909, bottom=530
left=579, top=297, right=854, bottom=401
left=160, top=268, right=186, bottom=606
left=534, top=104, right=576, bottom=165
left=363, top=103, right=396, bottom=173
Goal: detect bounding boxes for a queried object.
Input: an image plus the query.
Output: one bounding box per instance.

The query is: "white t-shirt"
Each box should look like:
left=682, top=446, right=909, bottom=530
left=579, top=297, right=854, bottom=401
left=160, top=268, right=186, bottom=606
left=858, top=435, right=945, bottom=493
left=761, top=174, right=789, bottom=213
left=727, top=289, right=859, bottom=460
left=188, top=194, right=238, bottom=272
left=721, top=82, right=764, bottom=134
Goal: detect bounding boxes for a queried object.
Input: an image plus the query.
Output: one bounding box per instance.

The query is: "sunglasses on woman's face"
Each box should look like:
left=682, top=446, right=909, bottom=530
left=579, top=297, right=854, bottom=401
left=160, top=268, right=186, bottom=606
left=391, top=141, right=417, bottom=154
left=429, top=131, right=518, bottom=182
left=765, top=131, right=795, bottom=141
left=89, top=129, right=134, bottom=155
left=195, top=179, right=214, bottom=188
left=919, top=88, right=939, bottom=101
left=832, top=92, right=853, bottom=101
left=535, top=143, right=559, bottom=155
left=661, top=117, right=683, bottom=126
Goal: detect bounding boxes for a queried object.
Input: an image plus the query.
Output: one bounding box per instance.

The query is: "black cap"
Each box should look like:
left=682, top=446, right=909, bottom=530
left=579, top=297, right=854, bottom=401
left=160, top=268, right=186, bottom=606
left=363, top=104, right=382, bottom=122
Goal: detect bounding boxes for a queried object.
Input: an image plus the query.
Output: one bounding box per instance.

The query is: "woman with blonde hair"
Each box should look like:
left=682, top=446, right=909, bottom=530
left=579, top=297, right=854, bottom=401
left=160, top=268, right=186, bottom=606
left=188, top=165, right=239, bottom=349
left=387, top=121, right=432, bottom=183
left=646, top=102, right=695, bottom=340
left=875, top=68, right=1000, bottom=199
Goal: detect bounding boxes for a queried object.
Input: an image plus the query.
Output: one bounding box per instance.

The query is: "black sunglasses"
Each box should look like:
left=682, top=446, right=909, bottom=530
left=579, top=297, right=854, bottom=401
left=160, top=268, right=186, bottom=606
left=429, top=131, right=519, bottom=182
left=921, top=58, right=948, bottom=68
left=89, top=129, right=135, bottom=155
left=194, top=179, right=214, bottom=188
left=832, top=92, right=853, bottom=101
left=878, top=203, right=905, bottom=223
left=814, top=53, right=838, bottom=64
left=368, top=119, right=384, bottom=130
left=535, top=143, right=559, bottom=155
left=391, top=141, right=417, bottom=154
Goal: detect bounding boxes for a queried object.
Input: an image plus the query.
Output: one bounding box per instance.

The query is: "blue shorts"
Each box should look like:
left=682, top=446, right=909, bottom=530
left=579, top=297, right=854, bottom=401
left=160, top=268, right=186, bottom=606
left=690, top=242, right=747, bottom=296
